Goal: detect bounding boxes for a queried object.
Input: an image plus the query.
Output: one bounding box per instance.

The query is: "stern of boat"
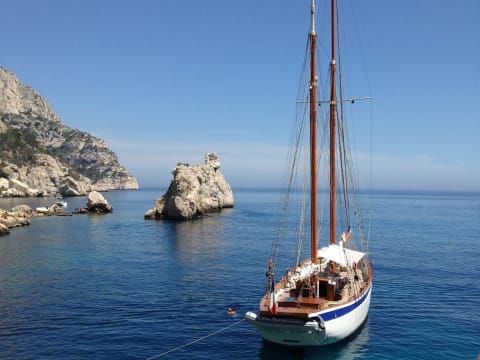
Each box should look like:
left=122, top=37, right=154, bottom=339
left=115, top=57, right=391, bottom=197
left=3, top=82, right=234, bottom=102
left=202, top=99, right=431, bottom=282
left=245, top=311, right=328, bottom=346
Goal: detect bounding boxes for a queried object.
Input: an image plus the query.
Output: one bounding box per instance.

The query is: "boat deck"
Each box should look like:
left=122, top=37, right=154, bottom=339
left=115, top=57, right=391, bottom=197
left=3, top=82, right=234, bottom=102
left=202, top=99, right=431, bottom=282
left=259, top=262, right=371, bottom=319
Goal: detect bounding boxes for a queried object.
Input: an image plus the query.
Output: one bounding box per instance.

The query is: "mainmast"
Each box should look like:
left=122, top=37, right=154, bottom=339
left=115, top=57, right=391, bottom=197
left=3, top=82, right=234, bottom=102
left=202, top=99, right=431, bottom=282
left=329, top=0, right=337, bottom=247
left=309, top=0, right=318, bottom=263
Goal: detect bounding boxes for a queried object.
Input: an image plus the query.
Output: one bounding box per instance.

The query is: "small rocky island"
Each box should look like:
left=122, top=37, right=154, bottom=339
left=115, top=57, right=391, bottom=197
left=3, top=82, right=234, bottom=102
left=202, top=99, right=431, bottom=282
left=144, top=153, right=234, bottom=220
left=85, top=191, right=113, bottom=213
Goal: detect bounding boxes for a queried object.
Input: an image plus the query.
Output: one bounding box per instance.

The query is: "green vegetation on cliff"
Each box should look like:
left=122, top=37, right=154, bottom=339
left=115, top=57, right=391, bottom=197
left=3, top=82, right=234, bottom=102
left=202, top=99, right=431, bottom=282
left=0, top=128, right=42, bottom=165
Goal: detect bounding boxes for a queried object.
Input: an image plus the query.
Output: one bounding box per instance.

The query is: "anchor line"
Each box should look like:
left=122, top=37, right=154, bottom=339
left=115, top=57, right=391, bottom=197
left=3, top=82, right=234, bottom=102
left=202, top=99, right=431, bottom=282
left=145, top=319, right=246, bottom=359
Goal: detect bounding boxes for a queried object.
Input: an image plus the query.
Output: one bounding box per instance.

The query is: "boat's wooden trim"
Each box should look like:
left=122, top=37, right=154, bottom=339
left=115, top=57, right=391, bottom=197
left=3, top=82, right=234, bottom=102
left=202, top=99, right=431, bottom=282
left=259, top=260, right=373, bottom=320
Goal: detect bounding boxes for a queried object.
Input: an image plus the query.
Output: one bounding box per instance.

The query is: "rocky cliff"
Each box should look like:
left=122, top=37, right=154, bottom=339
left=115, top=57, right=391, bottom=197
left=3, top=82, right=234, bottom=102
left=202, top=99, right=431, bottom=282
left=145, top=153, right=234, bottom=220
left=0, top=65, right=138, bottom=197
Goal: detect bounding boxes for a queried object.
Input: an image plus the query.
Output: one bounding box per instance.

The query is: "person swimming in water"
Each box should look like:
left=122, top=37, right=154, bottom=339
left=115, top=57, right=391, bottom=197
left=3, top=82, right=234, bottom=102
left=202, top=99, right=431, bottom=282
left=226, top=306, right=236, bottom=315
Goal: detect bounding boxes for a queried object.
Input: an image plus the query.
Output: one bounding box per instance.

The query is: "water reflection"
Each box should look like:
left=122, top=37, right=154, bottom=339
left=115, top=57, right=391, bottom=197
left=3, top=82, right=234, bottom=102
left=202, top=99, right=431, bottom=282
left=168, top=209, right=234, bottom=264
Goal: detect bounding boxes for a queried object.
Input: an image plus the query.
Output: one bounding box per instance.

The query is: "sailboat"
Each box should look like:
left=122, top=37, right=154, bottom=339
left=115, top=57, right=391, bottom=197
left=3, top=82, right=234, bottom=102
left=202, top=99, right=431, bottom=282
left=245, top=0, right=373, bottom=346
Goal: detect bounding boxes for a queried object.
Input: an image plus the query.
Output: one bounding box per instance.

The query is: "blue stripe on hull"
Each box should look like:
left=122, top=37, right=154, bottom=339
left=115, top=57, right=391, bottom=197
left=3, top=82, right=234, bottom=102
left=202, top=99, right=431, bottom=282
left=320, top=284, right=371, bottom=322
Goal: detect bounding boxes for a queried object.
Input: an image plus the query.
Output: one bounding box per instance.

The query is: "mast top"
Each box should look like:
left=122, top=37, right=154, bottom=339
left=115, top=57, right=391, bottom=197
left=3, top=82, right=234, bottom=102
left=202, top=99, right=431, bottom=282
left=310, top=0, right=316, bottom=36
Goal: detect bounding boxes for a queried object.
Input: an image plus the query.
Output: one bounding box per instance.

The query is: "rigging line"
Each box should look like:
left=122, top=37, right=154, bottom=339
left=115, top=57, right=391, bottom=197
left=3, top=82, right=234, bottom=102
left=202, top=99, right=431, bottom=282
left=336, top=0, right=351, bottom=229
left=145, top=319, right=246, bottom=360
left=295, top=152, right=309, bottom=267
left=315, top=0, right=330, bottom=61
left=342, top=122, right=366, bottom=254
left=272, top=34, right=311, bottom=270
left=347, top=0, right=373, bottom=96
left=342, top=107, right=368, bottom=252
left=344, top=1, right=374, bottom=251
left=291, top=102, right=308, bottom=266
left=275, top=97, right=307, bottom=243
left=336, top=3, right=372, bottom=251
left=366, top=99, right=374, bottom=253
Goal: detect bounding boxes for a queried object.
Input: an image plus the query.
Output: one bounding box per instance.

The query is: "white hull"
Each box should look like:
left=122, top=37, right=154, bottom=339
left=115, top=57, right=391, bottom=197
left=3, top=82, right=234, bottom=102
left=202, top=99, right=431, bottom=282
left=246, top=284, right=371, bottom=346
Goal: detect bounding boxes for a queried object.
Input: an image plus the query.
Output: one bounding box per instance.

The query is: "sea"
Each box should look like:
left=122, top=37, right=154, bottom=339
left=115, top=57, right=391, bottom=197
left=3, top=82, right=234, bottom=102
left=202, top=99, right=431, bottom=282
left=0, top=188, right=478, bottom=360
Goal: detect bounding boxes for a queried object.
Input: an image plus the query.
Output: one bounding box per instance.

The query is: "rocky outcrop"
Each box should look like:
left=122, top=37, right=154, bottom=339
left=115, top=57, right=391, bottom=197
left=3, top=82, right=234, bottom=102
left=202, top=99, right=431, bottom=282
left=0, top=202, right=69, bottom=237
left=0, top=206, right=31, bottom=235
left=0, top=65, right=138, bottom=198
left=145, top=153, right=234, bottom=220
left=11, top=204, right=34, bottom=216
left=86, top=191, right=113, bottom=213
left=1, top=178, right=41, bottom=197
left=0, top=154, right=81, bottom=197
left=35, top=203, right=67, bottom=216
left=58, top=175, right=91, bottom=197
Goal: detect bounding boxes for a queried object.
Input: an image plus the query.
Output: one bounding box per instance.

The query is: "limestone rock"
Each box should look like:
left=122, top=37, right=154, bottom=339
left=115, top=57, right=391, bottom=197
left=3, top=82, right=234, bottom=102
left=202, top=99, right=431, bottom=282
left=8, top=178, right=41, bottom=197
left=0, top=154, right=92, bottom=197
left=0, top=222, right=9, bottom=236
left=35, top=207, right=50, bottom=214
left=0, top=207, right=31, bottom=230
left=143, top=208, right=157, bottom=220
left=59, top=176, right=91, bottom=197
left=35, top=203, right=65, bottom=215
left=86, top=191, right=113, bottom=213
left=0, top=66, right=60, bottom=122
left=0, top=178, right=9, bottom=191
left=0, top=65, right=138, bottom=198
left=11, top=204, right=33, bottom=216
left=145, top=153, right=234, bottom=220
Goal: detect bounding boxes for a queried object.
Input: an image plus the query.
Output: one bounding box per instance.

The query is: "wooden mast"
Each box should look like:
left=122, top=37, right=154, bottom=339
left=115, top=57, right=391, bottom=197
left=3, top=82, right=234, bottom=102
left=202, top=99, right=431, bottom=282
left=309, top=0, right=318, bottom=263
left=329, top=0, right=337, bottom=247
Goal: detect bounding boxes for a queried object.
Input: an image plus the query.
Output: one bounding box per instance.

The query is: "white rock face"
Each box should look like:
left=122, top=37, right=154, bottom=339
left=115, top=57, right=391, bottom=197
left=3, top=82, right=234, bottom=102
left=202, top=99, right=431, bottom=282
left=0, top=178, right=9, bottom=191
left=8, top=178, right=41, bottom=197
left=59, top=176, right=91, bottom=197
left=0, top=65, right=139, bottom=197
left=0, top=154, right=91, bottom=197
left=145, top=153, right=234, bottom=220
left=0, top=66, right=60, bottom=121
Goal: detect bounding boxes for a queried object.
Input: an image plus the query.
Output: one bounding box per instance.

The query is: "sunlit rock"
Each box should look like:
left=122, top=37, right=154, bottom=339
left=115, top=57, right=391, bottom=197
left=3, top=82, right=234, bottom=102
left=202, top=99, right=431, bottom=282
left=145, top=153, right=234, bottom=221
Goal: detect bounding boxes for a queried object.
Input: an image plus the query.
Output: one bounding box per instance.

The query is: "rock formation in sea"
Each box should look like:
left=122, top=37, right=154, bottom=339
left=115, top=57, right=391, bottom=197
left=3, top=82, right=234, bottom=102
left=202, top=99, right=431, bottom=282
left=0, top=65, right=139, bottom=198
left=144, top=153, right=234, bottom=220
left=86, top=191, right=113, bottom=213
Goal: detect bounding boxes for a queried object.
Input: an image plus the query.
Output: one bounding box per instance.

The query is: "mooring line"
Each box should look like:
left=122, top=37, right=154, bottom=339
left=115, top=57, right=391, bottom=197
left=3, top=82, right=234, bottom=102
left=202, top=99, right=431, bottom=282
left=145, top=318, right=245, bottom=359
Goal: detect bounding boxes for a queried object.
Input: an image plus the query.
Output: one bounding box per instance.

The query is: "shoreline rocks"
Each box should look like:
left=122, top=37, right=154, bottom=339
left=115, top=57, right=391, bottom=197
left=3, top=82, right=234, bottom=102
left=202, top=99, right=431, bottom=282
left=145, top=153, right=234, bottom=221
left=0, top=191, right=113, bottom=237
left=0, top=222, right=9, bottom=236
left=0, top=202, right=68, bottom=237
left=1, top=205, right=34, bottom=236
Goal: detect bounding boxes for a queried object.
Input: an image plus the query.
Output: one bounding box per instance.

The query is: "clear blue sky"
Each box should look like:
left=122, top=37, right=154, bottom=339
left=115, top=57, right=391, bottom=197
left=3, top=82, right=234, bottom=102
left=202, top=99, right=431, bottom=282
left=2, top=0, right=479, bottom=190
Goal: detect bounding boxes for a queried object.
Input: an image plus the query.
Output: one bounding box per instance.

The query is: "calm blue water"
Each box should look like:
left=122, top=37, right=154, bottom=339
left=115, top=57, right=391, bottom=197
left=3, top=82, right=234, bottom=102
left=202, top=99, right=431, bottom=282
left=0, top=189, right=478, bottom=359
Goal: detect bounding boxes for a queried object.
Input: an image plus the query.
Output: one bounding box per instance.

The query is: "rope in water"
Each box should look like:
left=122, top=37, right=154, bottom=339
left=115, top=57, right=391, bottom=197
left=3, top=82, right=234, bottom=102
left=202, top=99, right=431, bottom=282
left=145, top=318, right=245, bottom=359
